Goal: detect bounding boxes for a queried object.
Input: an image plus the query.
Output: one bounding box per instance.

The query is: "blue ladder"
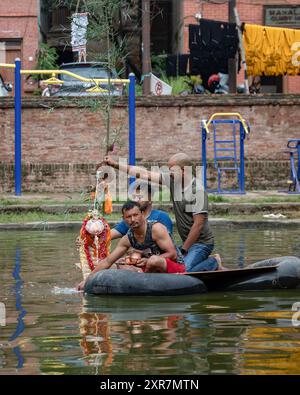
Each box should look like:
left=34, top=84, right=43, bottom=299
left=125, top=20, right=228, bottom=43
left=213, top=120, right=240, bottom=193
left=202, top=114, right=249, bottom=194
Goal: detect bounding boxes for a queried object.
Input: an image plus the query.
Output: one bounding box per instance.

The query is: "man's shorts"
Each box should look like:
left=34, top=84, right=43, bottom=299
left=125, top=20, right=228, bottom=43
left=165, top=258, right=186, bottom=273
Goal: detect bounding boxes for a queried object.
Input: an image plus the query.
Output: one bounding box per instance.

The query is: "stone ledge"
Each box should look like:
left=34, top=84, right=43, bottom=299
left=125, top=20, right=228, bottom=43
left=1, top=93, right=300, bottom=109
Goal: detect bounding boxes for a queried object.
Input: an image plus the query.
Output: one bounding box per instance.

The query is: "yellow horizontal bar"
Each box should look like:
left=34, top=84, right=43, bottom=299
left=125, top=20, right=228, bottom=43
left=0, top=63, right=16, bottom=69
left=205, top=112, right=249, bottom=134
left=21, top=69, right=129, bottom=84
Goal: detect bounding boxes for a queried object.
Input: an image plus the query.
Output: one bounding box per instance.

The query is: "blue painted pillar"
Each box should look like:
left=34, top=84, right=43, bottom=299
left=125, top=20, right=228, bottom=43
left=14, top=59, right=22, bottom=196
left=201, top=123, right=207, bottom=190
left=239, top=122, right=246, bottom=193
left=128, top=73, right=136, bottom=185
left=297, top=141, right=300, bottom=181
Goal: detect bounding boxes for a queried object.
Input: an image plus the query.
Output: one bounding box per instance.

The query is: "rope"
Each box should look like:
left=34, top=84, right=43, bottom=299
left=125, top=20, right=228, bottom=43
left=75, top=0, right=81, bottom=13
left=94, top=171, right=101, bottom=211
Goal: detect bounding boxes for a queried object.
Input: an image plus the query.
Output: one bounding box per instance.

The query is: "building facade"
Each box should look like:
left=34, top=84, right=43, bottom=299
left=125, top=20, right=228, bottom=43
left=181, top=0, right=300, bottom=93
left=0, top=0, right=299, bottom=94
left=0, top=0, right=40, bottom=94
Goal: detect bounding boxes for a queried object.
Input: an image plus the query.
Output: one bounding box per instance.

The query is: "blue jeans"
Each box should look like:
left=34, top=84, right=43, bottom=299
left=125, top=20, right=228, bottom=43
left=184, top=243, right=218, bottom=272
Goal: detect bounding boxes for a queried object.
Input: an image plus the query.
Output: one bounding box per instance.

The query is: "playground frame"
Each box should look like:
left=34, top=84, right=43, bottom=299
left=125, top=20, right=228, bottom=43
left=201, top=113, right=250, bottom=194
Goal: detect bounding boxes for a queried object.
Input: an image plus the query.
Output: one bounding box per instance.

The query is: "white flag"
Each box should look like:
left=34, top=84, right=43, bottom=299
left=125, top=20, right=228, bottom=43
left=150, top=73, right=172, bottom=95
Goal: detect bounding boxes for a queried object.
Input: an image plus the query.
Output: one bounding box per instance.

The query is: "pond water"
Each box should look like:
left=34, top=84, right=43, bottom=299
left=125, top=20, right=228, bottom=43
left=0, top=226, right=300, bottom=375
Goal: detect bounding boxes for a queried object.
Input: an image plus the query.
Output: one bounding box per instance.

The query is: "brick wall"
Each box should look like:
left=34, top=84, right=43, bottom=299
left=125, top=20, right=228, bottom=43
left=182, top=0, right=300, bottom=93
left=0, top=0, right=39, bottom=93
left=0, top=95, right=299, bottom=192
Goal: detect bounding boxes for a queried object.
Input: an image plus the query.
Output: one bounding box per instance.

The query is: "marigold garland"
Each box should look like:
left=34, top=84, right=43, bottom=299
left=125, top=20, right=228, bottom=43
left=80, top=214, right=111, bottom=271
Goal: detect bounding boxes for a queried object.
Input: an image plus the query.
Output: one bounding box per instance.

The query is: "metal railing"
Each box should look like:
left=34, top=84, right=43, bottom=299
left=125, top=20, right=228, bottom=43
left=0, top=59, right=136, bottom=196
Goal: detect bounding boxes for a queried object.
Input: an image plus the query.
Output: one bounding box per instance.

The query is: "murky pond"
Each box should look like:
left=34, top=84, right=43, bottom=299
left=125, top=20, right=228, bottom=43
left=0, top=226, right=300, bottom=375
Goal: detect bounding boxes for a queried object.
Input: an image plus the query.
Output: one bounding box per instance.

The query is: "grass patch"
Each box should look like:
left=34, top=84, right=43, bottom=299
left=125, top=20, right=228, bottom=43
left=1, top=192, right=300, bottom=208
left=208, top=195, right=230, bottom=203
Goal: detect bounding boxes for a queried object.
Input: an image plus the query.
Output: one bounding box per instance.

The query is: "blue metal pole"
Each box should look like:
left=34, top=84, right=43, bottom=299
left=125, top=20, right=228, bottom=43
left=297, top=141, right=300, bottom=181
left=239, top=122, right=245, bottom=193
left=14, top=59, right=22, bottom=196
left=128, top=73, right=136, bottom=185
left=201, top=123, right=207, bottom=190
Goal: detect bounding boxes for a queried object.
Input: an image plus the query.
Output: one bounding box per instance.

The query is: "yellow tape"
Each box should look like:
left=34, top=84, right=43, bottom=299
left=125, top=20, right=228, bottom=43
left=0, top=63, right=16, bottom=69
left=21, top=69, right=129, bottom=84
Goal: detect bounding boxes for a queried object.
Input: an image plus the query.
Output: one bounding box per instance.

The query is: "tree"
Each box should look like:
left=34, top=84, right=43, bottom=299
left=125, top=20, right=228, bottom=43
left=55, top=0, right=134, bottom=153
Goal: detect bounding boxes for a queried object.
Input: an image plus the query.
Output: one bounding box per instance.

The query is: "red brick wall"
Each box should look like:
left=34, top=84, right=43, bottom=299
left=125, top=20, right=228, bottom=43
left=0, top=0, right=39, bottom=93
left=0, top=96, right=299, bottom=192
left=182, top=0, right=300, bottom=93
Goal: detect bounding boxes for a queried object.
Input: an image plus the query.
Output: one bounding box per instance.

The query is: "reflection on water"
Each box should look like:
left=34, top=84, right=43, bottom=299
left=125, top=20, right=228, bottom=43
left=10, top=248, right=26, bottom=369
left=0, top=227, right=300, bottom=375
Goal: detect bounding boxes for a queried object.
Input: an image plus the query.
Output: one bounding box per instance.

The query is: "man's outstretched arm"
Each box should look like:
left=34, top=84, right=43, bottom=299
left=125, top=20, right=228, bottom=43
left=101, top=156, right=162, bottom=185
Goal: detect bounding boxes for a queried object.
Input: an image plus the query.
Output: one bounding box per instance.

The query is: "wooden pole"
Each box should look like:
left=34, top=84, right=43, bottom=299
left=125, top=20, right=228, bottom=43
left=142, top=0, right=151, bottom=94
left=228, top=0, right=237, bottom=93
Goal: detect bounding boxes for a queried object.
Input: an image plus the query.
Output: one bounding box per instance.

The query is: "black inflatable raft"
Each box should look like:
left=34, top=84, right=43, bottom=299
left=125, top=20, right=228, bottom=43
left=84, top=256, right=300, bottom=296
left=84, top=269, right=207, bottom=296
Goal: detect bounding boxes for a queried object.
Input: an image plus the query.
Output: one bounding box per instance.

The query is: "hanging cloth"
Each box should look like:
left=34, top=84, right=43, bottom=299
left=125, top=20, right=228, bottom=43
left=242, top=24, right=264, bottom=76
left=104, top=184, right=113, bottom=215
left=263, top=27, right=285, bottom=76
left=243, top=23, right=300, bottom=76
left=71, top=12, right=89, bottom=62
left=188, top=20, right=239, bottom=76
left=166, top=54, right=189, bottom=77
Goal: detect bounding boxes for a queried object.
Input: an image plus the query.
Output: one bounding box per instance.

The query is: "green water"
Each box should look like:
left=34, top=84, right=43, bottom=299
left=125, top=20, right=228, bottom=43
left=0, top=226, right=300, bottom=375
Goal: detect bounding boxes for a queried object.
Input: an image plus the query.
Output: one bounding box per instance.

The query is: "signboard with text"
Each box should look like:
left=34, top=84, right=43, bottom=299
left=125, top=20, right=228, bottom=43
left=264, top=6, right=300, bottom=28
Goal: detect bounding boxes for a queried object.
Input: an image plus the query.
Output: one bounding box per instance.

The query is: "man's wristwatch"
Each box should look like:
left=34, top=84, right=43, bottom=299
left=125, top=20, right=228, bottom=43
left=180, top=247, right=188, bottom=256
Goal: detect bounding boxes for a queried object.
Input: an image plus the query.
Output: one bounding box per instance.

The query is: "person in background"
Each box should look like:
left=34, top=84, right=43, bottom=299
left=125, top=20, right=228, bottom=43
left=111, top=180, right=173, bottom=239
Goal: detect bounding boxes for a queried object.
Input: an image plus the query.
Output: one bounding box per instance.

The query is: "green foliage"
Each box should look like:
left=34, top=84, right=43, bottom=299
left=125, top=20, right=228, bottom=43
left=151, top=54, right=193, bottom=95
left=36, top=43, right=59, bottom=75
left=30, top=43, right=58, bottom=82
left=208, top=195, right=229, bottom=203
left=161, top=76, right=188, bottom=95
left=151, top=53, right=167, bottom=76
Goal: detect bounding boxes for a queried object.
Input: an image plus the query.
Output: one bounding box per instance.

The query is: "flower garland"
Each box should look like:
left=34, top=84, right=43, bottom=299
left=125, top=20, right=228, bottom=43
left=80, top=214, right=111, bottom=271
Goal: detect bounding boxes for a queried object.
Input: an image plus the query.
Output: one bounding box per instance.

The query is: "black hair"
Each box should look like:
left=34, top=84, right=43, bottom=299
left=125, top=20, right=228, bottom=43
left=121, top=201, right=142, bottom=214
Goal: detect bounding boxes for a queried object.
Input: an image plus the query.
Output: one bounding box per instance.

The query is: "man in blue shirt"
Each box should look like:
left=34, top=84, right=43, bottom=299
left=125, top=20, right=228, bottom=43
left=111, top=180, right=173, bottom=239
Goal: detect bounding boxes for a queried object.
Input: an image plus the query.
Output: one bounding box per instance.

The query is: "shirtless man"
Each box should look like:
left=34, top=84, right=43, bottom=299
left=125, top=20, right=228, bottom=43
left=111, top=180, right=173, bottom=239
left=77, top=201, right=185, bottom=291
